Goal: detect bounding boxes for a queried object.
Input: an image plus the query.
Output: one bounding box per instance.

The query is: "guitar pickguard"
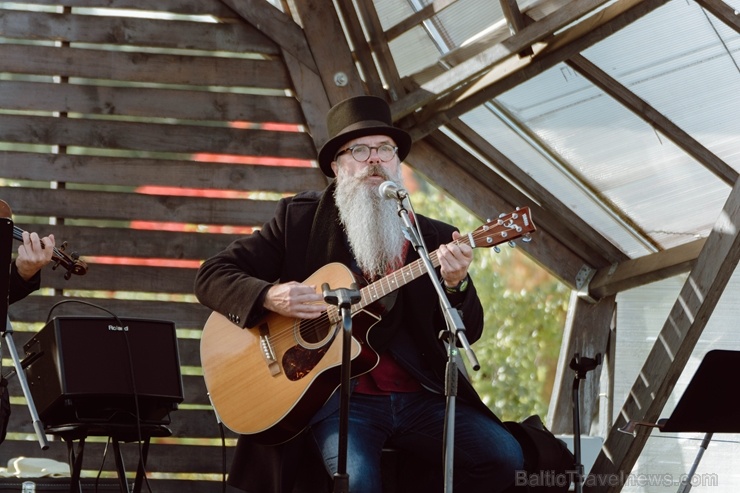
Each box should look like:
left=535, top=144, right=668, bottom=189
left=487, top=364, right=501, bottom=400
left=282, top=344, right=331, bottom=381
left=283, top=316, right=337, bottom=380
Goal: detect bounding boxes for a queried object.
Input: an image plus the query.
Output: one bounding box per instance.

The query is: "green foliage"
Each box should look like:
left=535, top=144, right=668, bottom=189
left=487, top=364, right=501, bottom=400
left=410, top=181, right=570, bottom=422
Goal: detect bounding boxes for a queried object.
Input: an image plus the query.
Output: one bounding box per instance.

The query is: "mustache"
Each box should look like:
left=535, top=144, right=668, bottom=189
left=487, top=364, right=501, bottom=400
left=360, top=165, right=390, bottom=180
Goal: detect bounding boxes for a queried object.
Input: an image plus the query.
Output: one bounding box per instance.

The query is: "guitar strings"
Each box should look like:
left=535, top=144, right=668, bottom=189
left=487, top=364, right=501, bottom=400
left=260, top=220, right=518, bottom=348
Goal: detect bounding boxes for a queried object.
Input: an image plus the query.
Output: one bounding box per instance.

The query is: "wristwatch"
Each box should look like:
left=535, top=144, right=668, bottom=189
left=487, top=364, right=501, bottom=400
left=444, top=275, right=469, bottom=294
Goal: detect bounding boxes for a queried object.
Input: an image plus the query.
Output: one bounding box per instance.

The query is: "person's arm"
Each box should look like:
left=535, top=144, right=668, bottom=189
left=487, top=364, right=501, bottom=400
left=437, top=229, right=485, bottom=343
left=194, top=197, right=324, bottom=328
left=9, top=231, right=54, bottom=304
left=15, top=231, right=54, bottom=281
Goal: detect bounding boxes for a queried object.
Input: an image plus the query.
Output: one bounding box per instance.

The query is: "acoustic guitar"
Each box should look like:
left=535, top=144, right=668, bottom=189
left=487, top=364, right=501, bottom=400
left=200, top=207, right=535, bottom=444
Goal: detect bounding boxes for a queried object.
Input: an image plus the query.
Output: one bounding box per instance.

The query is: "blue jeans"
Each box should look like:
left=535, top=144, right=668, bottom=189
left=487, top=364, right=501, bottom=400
left=309, top=390, right=523, bottom=493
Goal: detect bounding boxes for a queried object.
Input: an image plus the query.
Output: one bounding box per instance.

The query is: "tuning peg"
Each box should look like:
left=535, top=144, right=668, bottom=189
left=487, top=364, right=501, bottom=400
left=494, top=246, right=501, bottom=253
left=508, top=241, right=516, bottom=248
left=522, top=234, right=532, bottom=243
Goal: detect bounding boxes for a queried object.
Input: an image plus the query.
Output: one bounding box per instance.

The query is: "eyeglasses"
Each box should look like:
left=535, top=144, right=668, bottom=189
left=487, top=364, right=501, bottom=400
left=335, top=144, right=398, bottom=162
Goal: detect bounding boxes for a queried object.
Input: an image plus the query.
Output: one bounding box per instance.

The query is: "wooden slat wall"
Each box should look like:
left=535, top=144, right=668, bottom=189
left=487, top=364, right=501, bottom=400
left=0, top=1, right=327, bottom=490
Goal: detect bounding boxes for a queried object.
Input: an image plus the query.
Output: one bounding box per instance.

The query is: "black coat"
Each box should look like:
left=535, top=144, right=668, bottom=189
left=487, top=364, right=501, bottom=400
left=194, top=183, right=499, bottom=492
left=9, top=263, right=40, bottom=305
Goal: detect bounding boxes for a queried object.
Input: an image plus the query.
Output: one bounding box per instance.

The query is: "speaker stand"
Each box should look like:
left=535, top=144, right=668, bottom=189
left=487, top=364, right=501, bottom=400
left=46, top=422, right=172, bottom=493
left=3, top=316, right=49, bottom=450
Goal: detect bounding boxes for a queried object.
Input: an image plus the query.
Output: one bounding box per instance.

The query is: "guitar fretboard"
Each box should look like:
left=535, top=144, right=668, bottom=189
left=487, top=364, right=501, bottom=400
left=322, top=207, right=534, bottom=322
left=355, top=234, right=474, bottom=312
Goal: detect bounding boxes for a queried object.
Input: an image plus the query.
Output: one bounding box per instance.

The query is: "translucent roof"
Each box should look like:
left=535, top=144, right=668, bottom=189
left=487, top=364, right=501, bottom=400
left=384, top=0, right=740, bottom=259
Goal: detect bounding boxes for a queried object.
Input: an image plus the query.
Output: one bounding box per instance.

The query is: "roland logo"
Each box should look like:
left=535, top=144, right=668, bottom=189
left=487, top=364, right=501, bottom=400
left=108, top=324, right=129, bottom=332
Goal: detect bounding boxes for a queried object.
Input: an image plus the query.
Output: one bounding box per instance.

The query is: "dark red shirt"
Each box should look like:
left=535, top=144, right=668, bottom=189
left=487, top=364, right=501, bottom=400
left=355, top=349, right=422, bottom=394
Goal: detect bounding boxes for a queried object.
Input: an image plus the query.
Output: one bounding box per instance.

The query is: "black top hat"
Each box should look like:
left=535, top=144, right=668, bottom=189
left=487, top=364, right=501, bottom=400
left=318, top=95, right=412, bottom=177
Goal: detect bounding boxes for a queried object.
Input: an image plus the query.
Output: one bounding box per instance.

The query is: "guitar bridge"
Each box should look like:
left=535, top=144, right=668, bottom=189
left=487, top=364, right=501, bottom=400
left=259, top=323, right=281, bottom=376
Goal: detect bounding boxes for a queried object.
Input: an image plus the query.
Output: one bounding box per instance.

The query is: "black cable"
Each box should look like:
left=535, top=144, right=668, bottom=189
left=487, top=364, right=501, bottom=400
left=220, top=422, right=227, bottom=493
left=94, top=437, right=111, bottom=493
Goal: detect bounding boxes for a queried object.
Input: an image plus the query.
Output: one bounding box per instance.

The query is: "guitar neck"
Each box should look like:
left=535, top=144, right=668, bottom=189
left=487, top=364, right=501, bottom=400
left=12, top=225, right=24, bottom=242
left=324, top=206, right=534, bottom=320
left=354, top=234, right=473, bottom=312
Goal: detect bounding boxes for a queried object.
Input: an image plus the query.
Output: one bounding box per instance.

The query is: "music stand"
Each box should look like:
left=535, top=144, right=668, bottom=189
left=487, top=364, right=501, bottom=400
left=621, top=349, right=740, bottom=493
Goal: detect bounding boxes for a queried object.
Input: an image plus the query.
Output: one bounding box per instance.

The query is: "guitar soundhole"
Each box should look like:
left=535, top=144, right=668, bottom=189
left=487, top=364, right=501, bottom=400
left=297, top=315, right=332, bottom=345
left=283, top=314, right=335, bottom=381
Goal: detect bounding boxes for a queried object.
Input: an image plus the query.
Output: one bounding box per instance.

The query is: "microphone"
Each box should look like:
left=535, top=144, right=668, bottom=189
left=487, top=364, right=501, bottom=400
left=379, top=181, right=408, bottom=201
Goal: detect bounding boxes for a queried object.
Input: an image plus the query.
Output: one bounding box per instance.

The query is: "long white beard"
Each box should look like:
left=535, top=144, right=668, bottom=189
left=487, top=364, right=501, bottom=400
left=334, top=166, right=407, bottom=280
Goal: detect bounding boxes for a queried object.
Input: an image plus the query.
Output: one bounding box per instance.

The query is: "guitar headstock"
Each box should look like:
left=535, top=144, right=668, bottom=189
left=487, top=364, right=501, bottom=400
left=469, top=207, right=536, bottom=250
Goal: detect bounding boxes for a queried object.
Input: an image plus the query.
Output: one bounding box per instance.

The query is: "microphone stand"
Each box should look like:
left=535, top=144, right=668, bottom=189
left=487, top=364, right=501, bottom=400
left=0, top=203, right=49, bottom=450
left=391, top=193, right=479, bottom=493
left=322, top=282, right=361, bottom=493
left=570, top=353, right=601, bottom=493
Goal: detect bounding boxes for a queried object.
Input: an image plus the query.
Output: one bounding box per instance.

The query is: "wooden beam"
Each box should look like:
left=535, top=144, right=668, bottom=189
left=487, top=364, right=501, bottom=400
left=587, top=238, right=708, bottom=299
left=407, top=138, right=594, bottom=287
left=585, top=177, right=740, bottom=493
left=290, top=0, right=367, bottom=105
left=219, top=0, right=318, bottom=73
left=445, top=119, right=628, bottom=265
left=384, top=0, right=458, bottom=42
left=351, top=0, right=405, bottom=100
left=548, top=293, right=616, bottom=434
left=695, top=0, right=740, bottom=32
left=500, top=0, right=534, bottom=56
left=406, top=0, right=670, bottom=138
left=334, top=0, right=387, bottom=97
left=0, top=151, right=327, bottom=193
left=390, top=0, right=612, bottom=120
left=500, top=0, right=528, bottom=33
left=282, top=49, right=332, bottom=151
left=567, top=55, right=738, bottom=186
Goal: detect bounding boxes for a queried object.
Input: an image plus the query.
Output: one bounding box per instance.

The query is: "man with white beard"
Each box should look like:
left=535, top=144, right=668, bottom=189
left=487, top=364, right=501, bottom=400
left=194, top=95, right=523, bottom=493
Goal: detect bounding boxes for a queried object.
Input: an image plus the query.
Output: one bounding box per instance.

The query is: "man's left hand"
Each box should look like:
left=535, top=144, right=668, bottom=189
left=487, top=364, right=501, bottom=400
left=438, top=231, right=472, bottom=288
left=16, top=231, right=55, bottom=281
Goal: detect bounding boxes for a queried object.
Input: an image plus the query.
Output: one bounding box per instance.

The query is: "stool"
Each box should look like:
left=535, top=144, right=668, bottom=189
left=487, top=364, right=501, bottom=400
left=45, top=422, right=172, bottom=493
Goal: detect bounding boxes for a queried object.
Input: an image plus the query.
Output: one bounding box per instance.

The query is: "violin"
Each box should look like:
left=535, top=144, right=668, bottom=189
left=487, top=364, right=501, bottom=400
left=12, top=225, right=88, bottom=280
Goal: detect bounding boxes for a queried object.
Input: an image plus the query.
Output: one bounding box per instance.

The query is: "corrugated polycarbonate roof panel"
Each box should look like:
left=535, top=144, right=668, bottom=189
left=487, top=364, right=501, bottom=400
left=432, top=0, right=505, bottom=49
left=583, top=1, right=740, bottom=170
left=468, top=1, right=734, bottom=257
left=457, top=100, right=668, bottom=259
left=381, top=0, right=737, bottom=258
left=383, top=0, right=506, bottom=77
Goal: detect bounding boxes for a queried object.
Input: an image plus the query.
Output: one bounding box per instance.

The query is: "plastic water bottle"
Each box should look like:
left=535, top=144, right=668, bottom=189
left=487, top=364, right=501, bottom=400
left=21, top=481, right=35, bottom=493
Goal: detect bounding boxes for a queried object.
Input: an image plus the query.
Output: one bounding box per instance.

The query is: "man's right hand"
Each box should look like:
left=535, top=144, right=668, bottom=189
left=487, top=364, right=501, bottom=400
left=263, top=281, right=327, bottom=319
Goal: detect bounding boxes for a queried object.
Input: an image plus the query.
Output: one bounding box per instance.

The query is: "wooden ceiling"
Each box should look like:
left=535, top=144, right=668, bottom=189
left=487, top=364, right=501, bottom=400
left=228, top=0, right=740, bottom=301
